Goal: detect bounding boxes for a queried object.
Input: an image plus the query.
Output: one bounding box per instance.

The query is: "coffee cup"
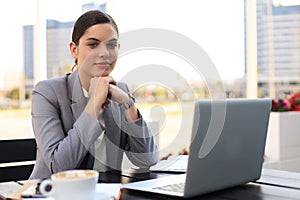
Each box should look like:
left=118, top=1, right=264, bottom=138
left=39, top=169, right=99, bottom=200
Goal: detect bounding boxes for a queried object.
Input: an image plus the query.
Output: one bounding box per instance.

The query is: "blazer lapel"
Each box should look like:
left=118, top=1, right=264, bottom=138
left=68, top=70, right=94, bottom=169
left=104, top=101, right=123, bottom=170
left=68, top=70, right=87, bottom=121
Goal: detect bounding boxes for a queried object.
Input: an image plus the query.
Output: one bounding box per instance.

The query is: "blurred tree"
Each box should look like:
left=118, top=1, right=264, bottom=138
left=6, top=88, right=20, bottom=100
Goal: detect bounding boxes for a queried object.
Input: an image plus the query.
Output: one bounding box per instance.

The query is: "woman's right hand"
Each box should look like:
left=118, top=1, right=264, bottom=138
left=84, top=76, right=116, bottom=118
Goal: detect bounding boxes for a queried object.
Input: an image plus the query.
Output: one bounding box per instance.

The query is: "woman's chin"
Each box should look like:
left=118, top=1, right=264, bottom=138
left=95, top=70, right=110, bottom=77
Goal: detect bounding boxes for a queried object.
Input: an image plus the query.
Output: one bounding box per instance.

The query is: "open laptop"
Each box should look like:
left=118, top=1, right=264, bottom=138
left=122, top=98, right=271, bottom=198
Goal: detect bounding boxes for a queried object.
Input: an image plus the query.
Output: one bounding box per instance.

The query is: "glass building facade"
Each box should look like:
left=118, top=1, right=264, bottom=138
left=46, top=20, right=74, bottom=79
left=254, top=0, right=300, bottom=97
left=23, top=20, right=74, bottom=98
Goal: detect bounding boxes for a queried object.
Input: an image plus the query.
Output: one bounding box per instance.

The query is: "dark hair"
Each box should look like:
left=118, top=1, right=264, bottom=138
left=72, top=10, right=119, bottom=65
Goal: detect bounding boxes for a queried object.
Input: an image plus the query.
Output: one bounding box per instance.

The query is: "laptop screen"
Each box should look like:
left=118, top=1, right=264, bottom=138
left=184, top=98, right=271, bottom=197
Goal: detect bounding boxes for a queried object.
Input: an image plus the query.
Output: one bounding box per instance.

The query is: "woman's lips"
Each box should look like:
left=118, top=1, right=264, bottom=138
left=94, top=62, right=111, bottom=68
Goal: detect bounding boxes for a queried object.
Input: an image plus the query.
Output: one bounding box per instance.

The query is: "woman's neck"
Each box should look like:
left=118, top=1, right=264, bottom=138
left=78, top=70, right=90, bottom=92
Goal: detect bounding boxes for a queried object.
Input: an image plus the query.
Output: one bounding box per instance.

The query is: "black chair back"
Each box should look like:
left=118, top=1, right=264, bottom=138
left=0, top=139, right=36, bottom=182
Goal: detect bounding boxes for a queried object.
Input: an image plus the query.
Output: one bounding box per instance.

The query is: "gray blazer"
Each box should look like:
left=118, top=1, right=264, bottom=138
left=29, top=70, right=158, bottom=179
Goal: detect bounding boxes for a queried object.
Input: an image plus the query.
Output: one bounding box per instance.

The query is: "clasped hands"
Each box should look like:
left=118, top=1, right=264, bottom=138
left=88, top=76, right=129, bottom=110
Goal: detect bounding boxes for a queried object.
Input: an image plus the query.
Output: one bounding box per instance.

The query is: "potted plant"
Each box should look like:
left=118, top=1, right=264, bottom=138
left=265, top=92, right=300, bottom=162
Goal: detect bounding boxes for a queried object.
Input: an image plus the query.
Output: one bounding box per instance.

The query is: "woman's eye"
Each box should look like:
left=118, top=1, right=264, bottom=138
left=88, top=43, right=98, bottom=48
left=106, top=42, right=117, bottom=49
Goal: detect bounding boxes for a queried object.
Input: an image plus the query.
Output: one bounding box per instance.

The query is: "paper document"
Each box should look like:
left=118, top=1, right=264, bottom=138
left=0, top=181, right=22, bottom=199
left=257, top=168, right=300, bottom=189
left=150, top=155, right=188, bottom=172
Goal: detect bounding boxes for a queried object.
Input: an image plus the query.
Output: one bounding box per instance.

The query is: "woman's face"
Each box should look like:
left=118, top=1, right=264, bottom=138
left=70, top=23, right=119, bottom=77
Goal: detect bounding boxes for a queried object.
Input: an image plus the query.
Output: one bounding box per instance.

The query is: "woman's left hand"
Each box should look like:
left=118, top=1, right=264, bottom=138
left=108, top=84, right=130, bottom=104
left=108, top=84, right=139, bottom=121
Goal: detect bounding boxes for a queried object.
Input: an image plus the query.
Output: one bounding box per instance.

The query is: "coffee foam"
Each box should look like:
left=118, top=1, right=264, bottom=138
left=54, top=170, right=96, bottom=179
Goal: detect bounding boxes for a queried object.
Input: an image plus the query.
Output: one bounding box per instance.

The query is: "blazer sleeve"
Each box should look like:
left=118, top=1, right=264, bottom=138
left=118, top=82, right=159, bottom=168
left=31, top=80, right=103, bottom=174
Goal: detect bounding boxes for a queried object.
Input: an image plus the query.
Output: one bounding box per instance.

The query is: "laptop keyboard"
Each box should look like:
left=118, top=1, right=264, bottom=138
left=153, top=182, right=185, bottom=193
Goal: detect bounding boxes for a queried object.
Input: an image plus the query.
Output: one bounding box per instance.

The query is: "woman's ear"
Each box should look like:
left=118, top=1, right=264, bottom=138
left=69, top=42, right=78, bottom=59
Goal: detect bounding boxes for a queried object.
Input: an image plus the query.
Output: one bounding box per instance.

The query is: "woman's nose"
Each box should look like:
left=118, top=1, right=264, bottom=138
left=97, top=43, right=109, bottom=57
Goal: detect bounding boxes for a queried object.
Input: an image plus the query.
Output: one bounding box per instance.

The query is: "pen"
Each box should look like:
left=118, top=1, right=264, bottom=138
left=21, top=194, right=46, bottom=198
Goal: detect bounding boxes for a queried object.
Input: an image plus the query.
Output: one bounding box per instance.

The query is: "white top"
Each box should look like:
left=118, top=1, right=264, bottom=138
left=82, top=87, right=107, bottom=172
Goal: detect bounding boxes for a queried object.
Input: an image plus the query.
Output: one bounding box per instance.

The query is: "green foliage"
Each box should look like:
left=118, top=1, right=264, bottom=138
left=6, top=88, right=20, bottom=100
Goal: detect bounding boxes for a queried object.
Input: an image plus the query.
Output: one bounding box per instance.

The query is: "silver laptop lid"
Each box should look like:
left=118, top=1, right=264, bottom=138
left=184, top=98, right=271, bottom=198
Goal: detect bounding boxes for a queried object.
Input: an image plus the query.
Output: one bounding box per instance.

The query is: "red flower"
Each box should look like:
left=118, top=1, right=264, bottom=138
left=286, top=93, right=300, bottom=111
left=272, top=92, right=300, bottom=112
left=271, top=99, right=290, bottom=112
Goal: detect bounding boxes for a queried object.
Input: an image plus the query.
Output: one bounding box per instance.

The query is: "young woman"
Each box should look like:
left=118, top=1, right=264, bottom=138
left=29, top=10, right=158, bottom=179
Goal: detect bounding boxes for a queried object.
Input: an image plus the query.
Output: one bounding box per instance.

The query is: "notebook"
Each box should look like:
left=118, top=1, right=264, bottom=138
left=122, top=98, right=271, bottom=198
